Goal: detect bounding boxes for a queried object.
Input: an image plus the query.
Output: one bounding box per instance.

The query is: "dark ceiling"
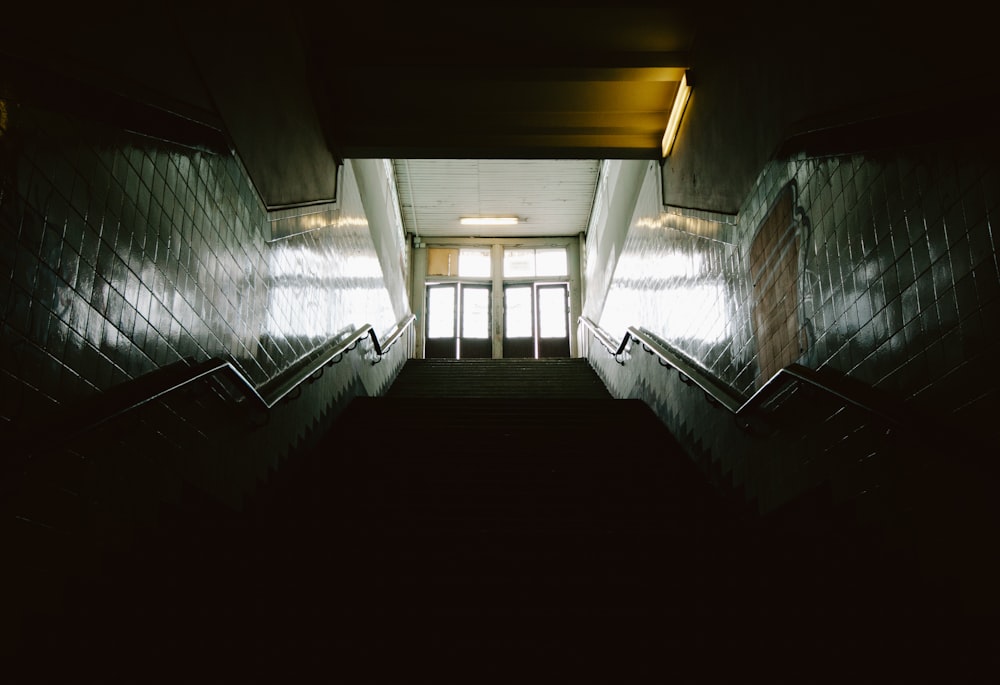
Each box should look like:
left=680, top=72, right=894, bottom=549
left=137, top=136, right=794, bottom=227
left=296, top=5, right=698, bottom=160
left=4, top=2, right=997, bottom=213
left=2, top=2, right=705, bottom=207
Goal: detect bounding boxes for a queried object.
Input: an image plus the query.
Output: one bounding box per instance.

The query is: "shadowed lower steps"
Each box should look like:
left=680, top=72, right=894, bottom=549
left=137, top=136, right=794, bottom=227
left=13, top=359, right=987, bottom=683
left=384, top=358, right=614, bottom=399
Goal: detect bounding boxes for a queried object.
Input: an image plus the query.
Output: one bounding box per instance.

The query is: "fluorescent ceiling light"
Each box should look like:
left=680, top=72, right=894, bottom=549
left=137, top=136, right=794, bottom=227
left=661, top=72, right=692, bottom=157
left=460, top=217, right=520, bottom=226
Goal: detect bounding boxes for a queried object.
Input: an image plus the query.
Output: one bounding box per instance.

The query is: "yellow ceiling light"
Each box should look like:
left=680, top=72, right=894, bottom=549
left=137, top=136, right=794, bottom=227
left=661, top=71, right=692, bottom=158
left=460, top=217, right=520, bottom=226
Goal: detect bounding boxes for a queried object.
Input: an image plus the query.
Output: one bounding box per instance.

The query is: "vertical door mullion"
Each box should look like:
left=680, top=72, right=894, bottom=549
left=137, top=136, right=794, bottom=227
left=455, top=284, right=462, bottom=358
left=533, top=283, right=540, bottom=359
left=491, top=244, right=503, bottom=358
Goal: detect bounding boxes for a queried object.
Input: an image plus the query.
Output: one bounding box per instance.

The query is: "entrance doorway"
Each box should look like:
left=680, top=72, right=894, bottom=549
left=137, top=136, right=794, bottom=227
left=425, top=283, right=492, bottom=359
left=412, top=239, right=581, bottom=359
left=503, top=283, right=570, bottom=359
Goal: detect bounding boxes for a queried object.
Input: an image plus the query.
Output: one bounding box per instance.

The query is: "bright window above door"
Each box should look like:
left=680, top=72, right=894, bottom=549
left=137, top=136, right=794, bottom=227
left=503, top=247, right=567, bottom=278
left=458, top=248, right=491, bottom=277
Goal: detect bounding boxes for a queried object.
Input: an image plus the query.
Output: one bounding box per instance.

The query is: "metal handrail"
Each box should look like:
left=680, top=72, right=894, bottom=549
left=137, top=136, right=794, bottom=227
left=252, top=324, right=377, bottom=410
left=623, top=325, right=746, bottom=412
left=582, top=316, right=630, bottom=358
left=370, top=313, right=416, bottom=361
left=10, top=314, right=416, bottom=460
left=579, top=316, right=914, bottom=431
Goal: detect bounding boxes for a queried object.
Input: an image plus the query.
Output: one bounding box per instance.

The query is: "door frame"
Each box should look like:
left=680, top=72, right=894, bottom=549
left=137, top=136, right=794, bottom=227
left=410, top=236, right=583, bottom=359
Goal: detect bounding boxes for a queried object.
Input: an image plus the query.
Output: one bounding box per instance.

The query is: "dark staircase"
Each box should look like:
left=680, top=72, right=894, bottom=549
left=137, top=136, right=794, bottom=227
left=13, top=359, right=984, bottom=683
left=383, top=358, right=615, bottom=398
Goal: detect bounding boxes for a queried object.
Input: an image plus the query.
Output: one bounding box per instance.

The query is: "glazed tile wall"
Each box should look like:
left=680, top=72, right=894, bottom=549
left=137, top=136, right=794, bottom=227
left=0, top=98, right=405, bottom=463
left=598, top=167, right=748, bottom=390
left=1, top=95, right=414, bottom=656
left=587, top=139, right=1000, bottom=609
left=594, top=141, right=1000, bottom=442
left=590, top=138, right=1000, bottom=518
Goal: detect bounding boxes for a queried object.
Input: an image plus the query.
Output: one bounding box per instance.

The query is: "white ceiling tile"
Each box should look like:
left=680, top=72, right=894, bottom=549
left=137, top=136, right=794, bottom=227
left=393, top=159, right=600, bottom=237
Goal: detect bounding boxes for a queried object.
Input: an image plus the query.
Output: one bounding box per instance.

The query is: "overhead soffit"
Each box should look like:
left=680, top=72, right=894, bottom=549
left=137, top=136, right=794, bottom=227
left=297, top=5, right=697, bottom=160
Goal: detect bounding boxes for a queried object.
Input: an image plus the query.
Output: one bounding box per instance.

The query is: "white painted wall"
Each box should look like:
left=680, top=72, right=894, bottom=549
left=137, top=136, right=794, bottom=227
left=354, top=158, right=411, bottom=326
left=581, top=160, right=648, bottom=322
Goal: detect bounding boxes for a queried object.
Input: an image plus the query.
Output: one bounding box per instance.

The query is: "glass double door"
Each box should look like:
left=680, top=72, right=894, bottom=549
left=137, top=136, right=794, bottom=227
left=503, top=283, right=570, bottom=358
left=425, top=284, right=492, bottom=359
left=424, top=281, right=569, bottom=359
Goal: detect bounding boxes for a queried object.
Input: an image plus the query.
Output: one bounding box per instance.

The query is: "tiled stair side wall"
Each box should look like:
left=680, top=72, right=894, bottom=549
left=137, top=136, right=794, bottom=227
left=1, top=96, right=409, bottom=657
left=589, top=136, right=1000, bottom=611
left=0, top=103, right=405, bottom=551
left=596, top=137, right=1000, bottom=458
left=1, top=98, right=403, bottom=453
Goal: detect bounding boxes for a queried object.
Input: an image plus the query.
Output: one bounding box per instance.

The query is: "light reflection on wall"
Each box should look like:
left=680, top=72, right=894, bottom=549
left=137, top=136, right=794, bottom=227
left=0, top=100, right=406, bottom=429
left=663, top=284, right=728, bottom=343
left=263, top=179, right=397, bottom=349
left=602, top=279, right=729, bottom=347
left=600, top=169, right=739, bottom=370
